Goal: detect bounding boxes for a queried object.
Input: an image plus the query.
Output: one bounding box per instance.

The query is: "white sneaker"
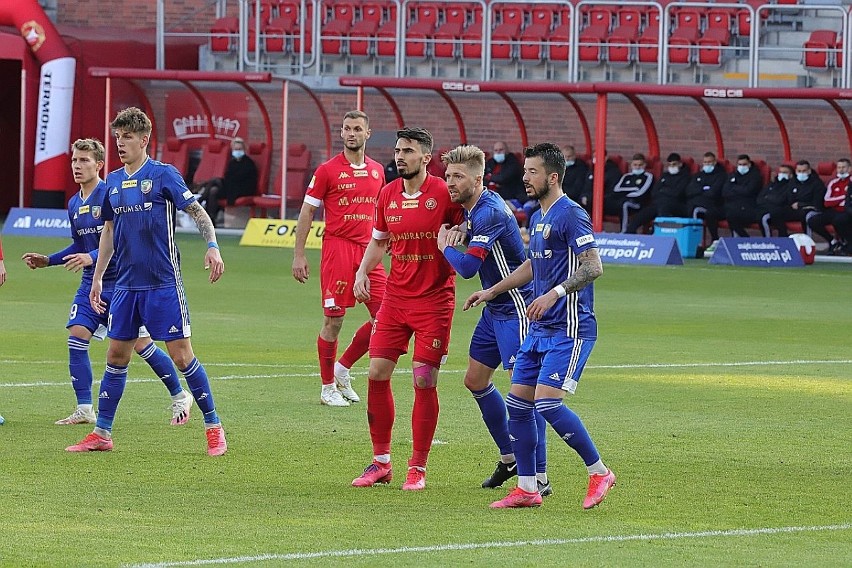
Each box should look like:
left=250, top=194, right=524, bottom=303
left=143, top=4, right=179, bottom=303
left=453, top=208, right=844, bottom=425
left=335, top=371, right=360, bottom=403
left=705, top=239, right=719, bottom=254
left=170, top=390, right=193, bottom=425
left=55, top=406, right=96, bottom=425
left=320, top=385, right=350, bottom=407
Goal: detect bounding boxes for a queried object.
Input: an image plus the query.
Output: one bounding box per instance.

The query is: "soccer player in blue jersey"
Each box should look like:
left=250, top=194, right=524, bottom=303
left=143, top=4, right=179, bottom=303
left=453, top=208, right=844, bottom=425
left=466, top=142, right=615, bottom=509
left=436, top=144, right=551, bottom=496
left=23, top=139, right=193, bottom=426
left=66, top=108, right=227, bottom=456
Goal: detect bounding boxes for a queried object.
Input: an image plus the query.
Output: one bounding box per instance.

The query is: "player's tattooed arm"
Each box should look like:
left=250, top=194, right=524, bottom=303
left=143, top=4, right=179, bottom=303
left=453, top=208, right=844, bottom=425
left=559, top=248, right=603, bottom=293
left=185, top=201, right=217, bottom=243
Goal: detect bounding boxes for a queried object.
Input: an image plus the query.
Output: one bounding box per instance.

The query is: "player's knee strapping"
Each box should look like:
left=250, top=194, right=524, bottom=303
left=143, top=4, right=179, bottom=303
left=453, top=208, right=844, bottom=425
left=412, top=364, right=438, bottom=388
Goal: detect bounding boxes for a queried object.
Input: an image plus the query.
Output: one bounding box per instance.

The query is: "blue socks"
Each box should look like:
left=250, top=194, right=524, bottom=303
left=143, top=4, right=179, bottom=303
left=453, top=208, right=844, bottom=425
left=470, top=383, right=513, bottom=456
left=535, top=410, right=547, bottom=474
left=68, top=336, right=93, bottom=405
left=181, top=358, right=219, bottom=425
left=136, top=342, right=182, bottom=396
left=95, top=364, right=128, bottom=432
left=506, top=393, right=537, bottom=477
left=535, top=398, right=600, bottom=466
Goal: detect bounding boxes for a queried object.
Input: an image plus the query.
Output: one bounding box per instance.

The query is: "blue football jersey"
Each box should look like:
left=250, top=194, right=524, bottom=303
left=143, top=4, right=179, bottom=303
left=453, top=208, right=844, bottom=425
left=103, top=157, right=197, bottom=291
left=527, top=195, right=598, bottom=339
left=67, top=181, right=117, bottom=292
left=465, top=189, right=533, bottom=320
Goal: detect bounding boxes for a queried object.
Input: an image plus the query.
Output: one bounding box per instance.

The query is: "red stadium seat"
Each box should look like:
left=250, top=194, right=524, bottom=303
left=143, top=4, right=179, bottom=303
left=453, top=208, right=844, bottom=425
left=433, top=22, right=463, bottom=60
left=673, top=8, right=704, bottom=30
left=637, top=25, right=660, bottom=65
left=411, top=2, right=440, bottom=28
left=320, top=18, right=350, bottom=56
left=254, top=143, right=312, bottom=216
left=443, top=4, right=468, bottom=26
left=548, top=23, right=571, bottom=62
left=803, top=30, right=838, bottom=70
left=159, top=137, right=189, bottom=177
left=519, top=23, right=549, bottom=61
left=406, top=20, right=434, bottom=58
left=586, top=6, right=615, bottom=31
left=491, top=22, right=520, bottom=61
left=248, top=141, right=271, bottom=196
left=376, top=20, right=398, bottom=58
left=193, top=139, right=230, bottom=186
left=349, top=19, right=379, bottom=57
left=328, top=2, right=356, bottom=25
left=461, top=25, right=483, bottom=60
left=210, top=17, right=238, bottom=53
left=530, top=4, right=559, bottom=29
left=264, top=17, right=295, bottom=53
left=697, top=27, right=730, bottom=67
left=579, top=24, right=608, bottom=64
left=607, top=24, right=638, bottom=66
left=617, top=8, right=642, bottom=29
left=495, top=5, right=526, bottom=28
left=669, top=26, right=700, bottom=67
left=706, top=8, right=734, bottom=32
left=359, top=2, right=386, bottom=25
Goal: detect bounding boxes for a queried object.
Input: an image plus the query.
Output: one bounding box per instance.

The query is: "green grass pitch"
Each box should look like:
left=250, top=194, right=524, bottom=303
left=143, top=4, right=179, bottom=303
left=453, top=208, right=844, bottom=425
left=0, top=233, right=849, bottom=567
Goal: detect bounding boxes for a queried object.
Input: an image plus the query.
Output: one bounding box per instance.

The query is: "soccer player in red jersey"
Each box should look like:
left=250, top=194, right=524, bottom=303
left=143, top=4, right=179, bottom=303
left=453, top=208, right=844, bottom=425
left=292, top=110, right=387, bottom=407
left=351, top=127, right=465, bottom=491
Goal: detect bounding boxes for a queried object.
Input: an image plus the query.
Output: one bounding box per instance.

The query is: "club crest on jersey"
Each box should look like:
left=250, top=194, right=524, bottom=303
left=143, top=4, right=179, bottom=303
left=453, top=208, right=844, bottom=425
left=371, top=169, right=380, bottom=179
left=91, top=206, right=101, bottom=219
left=542, top=224, right=552, bottom=239
left=425, top=198, right=438, bottom=210
left=122, top=180, right=137, bottom=188
left=432, top=339, right=442, bottom=349
left=141, top=179, right=153, bottom=194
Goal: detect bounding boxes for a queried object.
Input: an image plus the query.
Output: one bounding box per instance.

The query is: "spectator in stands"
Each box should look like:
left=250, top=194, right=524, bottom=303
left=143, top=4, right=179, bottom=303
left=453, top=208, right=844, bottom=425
left=625, top=153, right=691, bottom=234
left=755, top=164, right=795, bottom=237
left=606, top=153, right=654, bottom=233
left=384, top=155, right=400, bottom=184
left=485, top=141, right=531, bottom=223
left=808, top=158, right=852, bottom=254
left=783, top=160, right=826, bottom=236
left=723, top=154, right=763, bottom=237
left=584, top=151, right=623, bottom=216
left=561, top=144, right=590, bottom=211
left=686, top=152, right=727, bottom=244
left=197, top=137, right=258, bottom=226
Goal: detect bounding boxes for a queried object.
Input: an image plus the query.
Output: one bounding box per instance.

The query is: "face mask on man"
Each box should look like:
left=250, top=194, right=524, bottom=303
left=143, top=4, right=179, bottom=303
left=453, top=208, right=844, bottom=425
left=232, top=150, right=245, bottom=159
left=838, top=172, right=850, bottom=179
left=737, top=165, right=750, bottom=175
left=777, top=173, right=790, bottom=181
left=796, top=173, right=809, bottom=182
left=667, top=166, right=680, bottom=175
left=493, top=153, right=506, bottom=164
left=631, top=168, right=644, bottom=176
left=566, top=159, right=575, bottom=167
left=703, top=165, right=714, bottom=173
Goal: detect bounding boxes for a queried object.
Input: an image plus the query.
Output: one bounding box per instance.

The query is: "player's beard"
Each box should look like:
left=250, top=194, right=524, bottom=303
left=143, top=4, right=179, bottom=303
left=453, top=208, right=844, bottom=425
left=526, top=181, right=548, bottom=201
left=399, top=165, right=421, bottom=180
left=344, top=140, right=364, bottom=152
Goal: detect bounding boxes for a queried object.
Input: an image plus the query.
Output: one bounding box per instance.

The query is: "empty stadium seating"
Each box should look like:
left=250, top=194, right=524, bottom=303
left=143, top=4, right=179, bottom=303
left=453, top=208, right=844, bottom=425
left=803, top=30, right=839, bottom=71
left=159, top=137, right=189, bottom=177
left=192, top=139, right=230, bottom=186
left=253, top=143, right=312, bottom=217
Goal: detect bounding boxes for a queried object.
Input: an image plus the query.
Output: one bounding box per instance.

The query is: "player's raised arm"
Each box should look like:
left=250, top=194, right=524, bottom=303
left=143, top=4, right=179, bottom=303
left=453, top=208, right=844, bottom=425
left=185, top=201, right=224, bottom=283
left=291, top=201, right=318, bottom=283
left=89, top=219, right=115, bottom=314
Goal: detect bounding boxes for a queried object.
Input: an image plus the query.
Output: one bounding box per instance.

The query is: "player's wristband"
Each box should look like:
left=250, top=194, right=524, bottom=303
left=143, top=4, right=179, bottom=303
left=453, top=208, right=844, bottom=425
left=552, top=284, right=567, bottom=298
left=207, top=241, right=219, bottom=249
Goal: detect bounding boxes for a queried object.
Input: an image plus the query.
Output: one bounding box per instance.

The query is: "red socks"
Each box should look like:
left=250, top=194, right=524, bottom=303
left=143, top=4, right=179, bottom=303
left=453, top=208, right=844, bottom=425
left=316, top=336, right=337, bottom=386
left=410, top=386, right=439, bottom=468
left=367, top=379, right=395, bottom=456
left=338, top=320, right=372, bottom=369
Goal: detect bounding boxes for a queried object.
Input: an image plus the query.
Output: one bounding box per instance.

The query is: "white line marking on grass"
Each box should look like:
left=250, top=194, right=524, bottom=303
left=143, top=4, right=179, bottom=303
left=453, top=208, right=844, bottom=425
left=127, top=524, right=851, bottom=567
left=1, top=359, right=851, bottom=389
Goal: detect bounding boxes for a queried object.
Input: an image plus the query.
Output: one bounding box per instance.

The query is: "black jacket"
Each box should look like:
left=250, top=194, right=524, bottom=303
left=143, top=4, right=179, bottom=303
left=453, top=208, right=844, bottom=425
left=723, top=165, right=763, bottom=210
left=756, top=177, right=792, bottom=209
left=613, top=170, right=654, bottom=204
left=485, top=153, right=526, bottom=203
left=562, top=158, right=590, bottom=203
left=789, top=173, right=826, bottom=210
left=653, top=168, right=691, bottom=202
left=685, top=163, right=726, bottom=206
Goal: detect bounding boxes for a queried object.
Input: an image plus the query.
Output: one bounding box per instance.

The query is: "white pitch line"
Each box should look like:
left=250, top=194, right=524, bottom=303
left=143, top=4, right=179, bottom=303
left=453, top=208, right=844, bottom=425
left=1, top=359, right=851, bottom=389
left=126, top=523, right=852, bottom=567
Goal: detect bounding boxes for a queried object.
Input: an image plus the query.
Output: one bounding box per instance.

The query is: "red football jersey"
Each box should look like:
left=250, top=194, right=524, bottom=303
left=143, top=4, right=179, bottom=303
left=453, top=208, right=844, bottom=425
left=374, top=174, right=465, bottom=308
left=305, top=153, right=385, bottom=245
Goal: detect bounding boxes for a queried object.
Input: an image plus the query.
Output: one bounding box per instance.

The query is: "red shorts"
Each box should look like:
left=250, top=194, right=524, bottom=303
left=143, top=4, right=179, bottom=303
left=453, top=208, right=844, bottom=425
left=320, top=237, right=386, bottom=318
left=369, top=303, right=453, bottom=368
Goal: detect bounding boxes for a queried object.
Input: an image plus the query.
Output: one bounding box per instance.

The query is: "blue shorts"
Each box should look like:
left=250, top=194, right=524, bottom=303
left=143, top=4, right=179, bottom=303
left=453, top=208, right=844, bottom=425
left=512, top=334, right=595, bottom=394
left=67, top=288, right=110, bottom=335
left=469, top=308, right=526, bottom=371
left=108, top=287, right=191, bottom=342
